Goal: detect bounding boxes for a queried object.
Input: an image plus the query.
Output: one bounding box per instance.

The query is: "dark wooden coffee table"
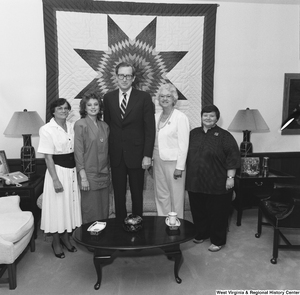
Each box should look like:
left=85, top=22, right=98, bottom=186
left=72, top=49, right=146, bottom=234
left=73, top=216, right=196, bottom=290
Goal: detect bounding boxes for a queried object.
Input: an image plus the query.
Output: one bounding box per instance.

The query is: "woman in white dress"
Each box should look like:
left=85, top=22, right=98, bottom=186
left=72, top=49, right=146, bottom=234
left=38, top=98, right=82, bottom=259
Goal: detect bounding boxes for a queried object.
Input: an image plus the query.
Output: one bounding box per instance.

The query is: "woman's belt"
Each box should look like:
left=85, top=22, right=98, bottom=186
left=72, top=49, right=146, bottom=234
left=52, top=153, right=76, bottom=168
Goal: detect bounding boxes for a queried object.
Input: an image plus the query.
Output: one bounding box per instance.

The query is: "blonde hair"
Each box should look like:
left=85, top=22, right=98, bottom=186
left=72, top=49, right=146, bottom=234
left=157, top=83, right=178, bottom=105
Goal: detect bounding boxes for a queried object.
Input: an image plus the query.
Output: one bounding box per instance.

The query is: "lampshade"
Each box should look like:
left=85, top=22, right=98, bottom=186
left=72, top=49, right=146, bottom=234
left=4, top=109, right=44, bottom=178
left=4, top=110, right=44, bottom=136
left=228, top=108, right=270, bottom=132
left=228, top=108, right=269, bottom=156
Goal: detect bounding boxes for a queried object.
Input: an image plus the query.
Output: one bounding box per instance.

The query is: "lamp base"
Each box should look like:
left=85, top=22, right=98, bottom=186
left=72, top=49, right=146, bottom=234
left=240, top=141, right=253, bottom=156
left=240, top=130, right=253, bottom=156
left=21, top=135, right=36, bottom=178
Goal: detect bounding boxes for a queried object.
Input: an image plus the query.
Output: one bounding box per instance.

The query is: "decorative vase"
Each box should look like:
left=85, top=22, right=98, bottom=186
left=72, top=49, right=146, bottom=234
left=123, top=214, right=143, bottom=232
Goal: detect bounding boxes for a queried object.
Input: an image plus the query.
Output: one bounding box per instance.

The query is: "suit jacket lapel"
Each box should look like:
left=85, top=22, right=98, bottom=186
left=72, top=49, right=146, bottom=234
left=110, top=92, right=123, bottom=122
left=123, top=89, right=137, bottom=119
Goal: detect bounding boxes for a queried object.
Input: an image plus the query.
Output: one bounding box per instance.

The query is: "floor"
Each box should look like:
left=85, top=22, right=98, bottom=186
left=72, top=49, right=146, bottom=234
left=1, top=209, right=300, bottom=295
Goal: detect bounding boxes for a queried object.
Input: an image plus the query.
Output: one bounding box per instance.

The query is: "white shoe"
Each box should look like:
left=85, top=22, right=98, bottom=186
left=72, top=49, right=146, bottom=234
left=208, top=244, right=222, bottom=252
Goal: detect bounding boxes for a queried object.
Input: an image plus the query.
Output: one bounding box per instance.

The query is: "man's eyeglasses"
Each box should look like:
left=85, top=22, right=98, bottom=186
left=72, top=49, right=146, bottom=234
left=117, top=74, right=134, bottom=80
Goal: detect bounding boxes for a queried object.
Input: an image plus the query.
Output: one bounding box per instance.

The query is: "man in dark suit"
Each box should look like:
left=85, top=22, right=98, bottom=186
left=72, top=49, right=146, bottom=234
left=103, top=62, right=155, bottom=221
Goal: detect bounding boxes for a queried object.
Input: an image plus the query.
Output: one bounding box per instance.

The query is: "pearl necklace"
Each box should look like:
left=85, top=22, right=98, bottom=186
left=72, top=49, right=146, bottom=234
left=157, top=108, right=174, bottom=132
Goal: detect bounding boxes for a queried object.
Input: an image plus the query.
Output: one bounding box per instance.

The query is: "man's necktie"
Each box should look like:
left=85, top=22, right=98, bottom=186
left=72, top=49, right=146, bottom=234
left=121, top=93, right=127, bottom=119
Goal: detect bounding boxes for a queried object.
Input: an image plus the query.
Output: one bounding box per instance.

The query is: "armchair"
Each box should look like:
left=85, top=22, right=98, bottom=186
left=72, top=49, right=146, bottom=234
left=0, top=195, right=35, bottom=289
left=255, top=183, right=300, bottom=264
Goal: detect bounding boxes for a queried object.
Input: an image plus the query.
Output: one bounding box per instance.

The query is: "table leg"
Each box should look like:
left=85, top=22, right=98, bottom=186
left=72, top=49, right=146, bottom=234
left=161, top=245, right=182, bottom=284
left=173, top=251, right=182, bottom=284
left=93, top=251, right=113, bottom=290
left=33, top=209, right=41, bottom=239
left=93, top=256, right=102, bottom=290
left=233, top=189, right=242, bottom=226
left=236, top=208, right=242, bottom=226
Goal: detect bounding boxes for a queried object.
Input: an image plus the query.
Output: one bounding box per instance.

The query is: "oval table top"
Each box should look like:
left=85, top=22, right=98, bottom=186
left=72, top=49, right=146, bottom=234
left=73, top=216, right=196, bottom=251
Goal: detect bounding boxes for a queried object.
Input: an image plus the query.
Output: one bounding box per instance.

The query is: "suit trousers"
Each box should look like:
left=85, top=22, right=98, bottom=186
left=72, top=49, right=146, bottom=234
left=153, top=149, right=185, bottom=219
left=111, top=155, right=145, bottom=221
left=188, top=191, right=232, bottom=246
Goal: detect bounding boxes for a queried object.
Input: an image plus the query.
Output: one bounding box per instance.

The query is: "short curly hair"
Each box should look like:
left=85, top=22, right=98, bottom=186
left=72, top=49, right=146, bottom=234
left=157, top=83, right=178, bottom=106
left=50, top=98, right=71, bottom=117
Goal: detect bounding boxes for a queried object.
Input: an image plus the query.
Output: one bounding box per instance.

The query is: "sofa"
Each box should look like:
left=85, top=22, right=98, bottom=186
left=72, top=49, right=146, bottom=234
left=108, top=171, right=192, bottom=222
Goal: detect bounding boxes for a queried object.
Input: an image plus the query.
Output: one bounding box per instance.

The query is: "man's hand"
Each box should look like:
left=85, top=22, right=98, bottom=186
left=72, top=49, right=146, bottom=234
left=142, top=156, right=152, bottom=170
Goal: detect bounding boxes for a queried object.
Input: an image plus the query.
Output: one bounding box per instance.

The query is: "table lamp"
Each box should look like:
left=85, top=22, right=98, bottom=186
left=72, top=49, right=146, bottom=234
left=4, top=109, right=44, bottom=178
left=228, top=108, right=269, bottom=156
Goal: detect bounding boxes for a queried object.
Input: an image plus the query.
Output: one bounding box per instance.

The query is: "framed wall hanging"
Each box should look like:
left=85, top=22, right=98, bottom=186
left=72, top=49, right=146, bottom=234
left=281, top=73, right=300, bottom=135
left=42, top=0, right=218, bottom=128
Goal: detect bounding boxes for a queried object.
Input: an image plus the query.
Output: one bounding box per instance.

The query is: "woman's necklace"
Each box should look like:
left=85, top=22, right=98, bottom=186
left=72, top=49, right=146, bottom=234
left=157, top=108, right=174, bottom=132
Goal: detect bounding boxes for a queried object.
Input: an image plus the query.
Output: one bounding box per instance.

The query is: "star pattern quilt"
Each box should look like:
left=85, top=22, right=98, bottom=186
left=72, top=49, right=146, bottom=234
left=43, top=0, right=217, bottom=128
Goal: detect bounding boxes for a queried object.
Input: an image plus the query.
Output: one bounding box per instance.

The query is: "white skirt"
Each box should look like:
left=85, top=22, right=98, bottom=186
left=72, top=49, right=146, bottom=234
left=41, top=165, right=82, bottom=233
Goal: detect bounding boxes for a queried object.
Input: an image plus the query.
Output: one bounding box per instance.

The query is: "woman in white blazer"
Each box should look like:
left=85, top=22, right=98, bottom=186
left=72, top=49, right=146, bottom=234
left=152, top=83, right=190, bottom=218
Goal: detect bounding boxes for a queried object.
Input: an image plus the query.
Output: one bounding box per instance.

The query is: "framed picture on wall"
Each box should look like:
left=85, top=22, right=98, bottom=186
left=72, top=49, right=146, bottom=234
left=281, top=73, right=300, bottom=135
left=0, top=150, right=10, bottom=175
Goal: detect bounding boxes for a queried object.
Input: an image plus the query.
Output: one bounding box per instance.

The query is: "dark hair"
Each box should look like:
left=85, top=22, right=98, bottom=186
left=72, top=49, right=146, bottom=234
left=79, top=93, right=103, bottom=121
left=201, top=105, right=220, bottom=120
left=50, top=98, right=71, bottom=117
left=115, top=62, right=136, bottom=76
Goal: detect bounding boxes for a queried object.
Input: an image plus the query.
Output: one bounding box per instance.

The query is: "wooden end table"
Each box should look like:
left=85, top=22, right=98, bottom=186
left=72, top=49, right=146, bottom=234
left=233, top=169, right=295, bottom=226
left=73, top=216, right=196, bottom=290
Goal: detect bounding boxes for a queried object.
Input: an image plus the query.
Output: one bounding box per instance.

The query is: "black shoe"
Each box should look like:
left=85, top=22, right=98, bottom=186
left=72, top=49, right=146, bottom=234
left=193, top=234, right=208, bottom=244
left=51, top=243, right=65, bottom=259
left=60, top=238, right=77, bottom=252
left=193, top=238, right=205, bottom=244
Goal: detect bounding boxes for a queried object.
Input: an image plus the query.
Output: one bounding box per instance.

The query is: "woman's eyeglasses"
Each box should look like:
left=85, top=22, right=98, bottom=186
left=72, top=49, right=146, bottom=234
left=159, top=95, right=172, bottom=99
left=56, top=106, right=70, bottom=112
